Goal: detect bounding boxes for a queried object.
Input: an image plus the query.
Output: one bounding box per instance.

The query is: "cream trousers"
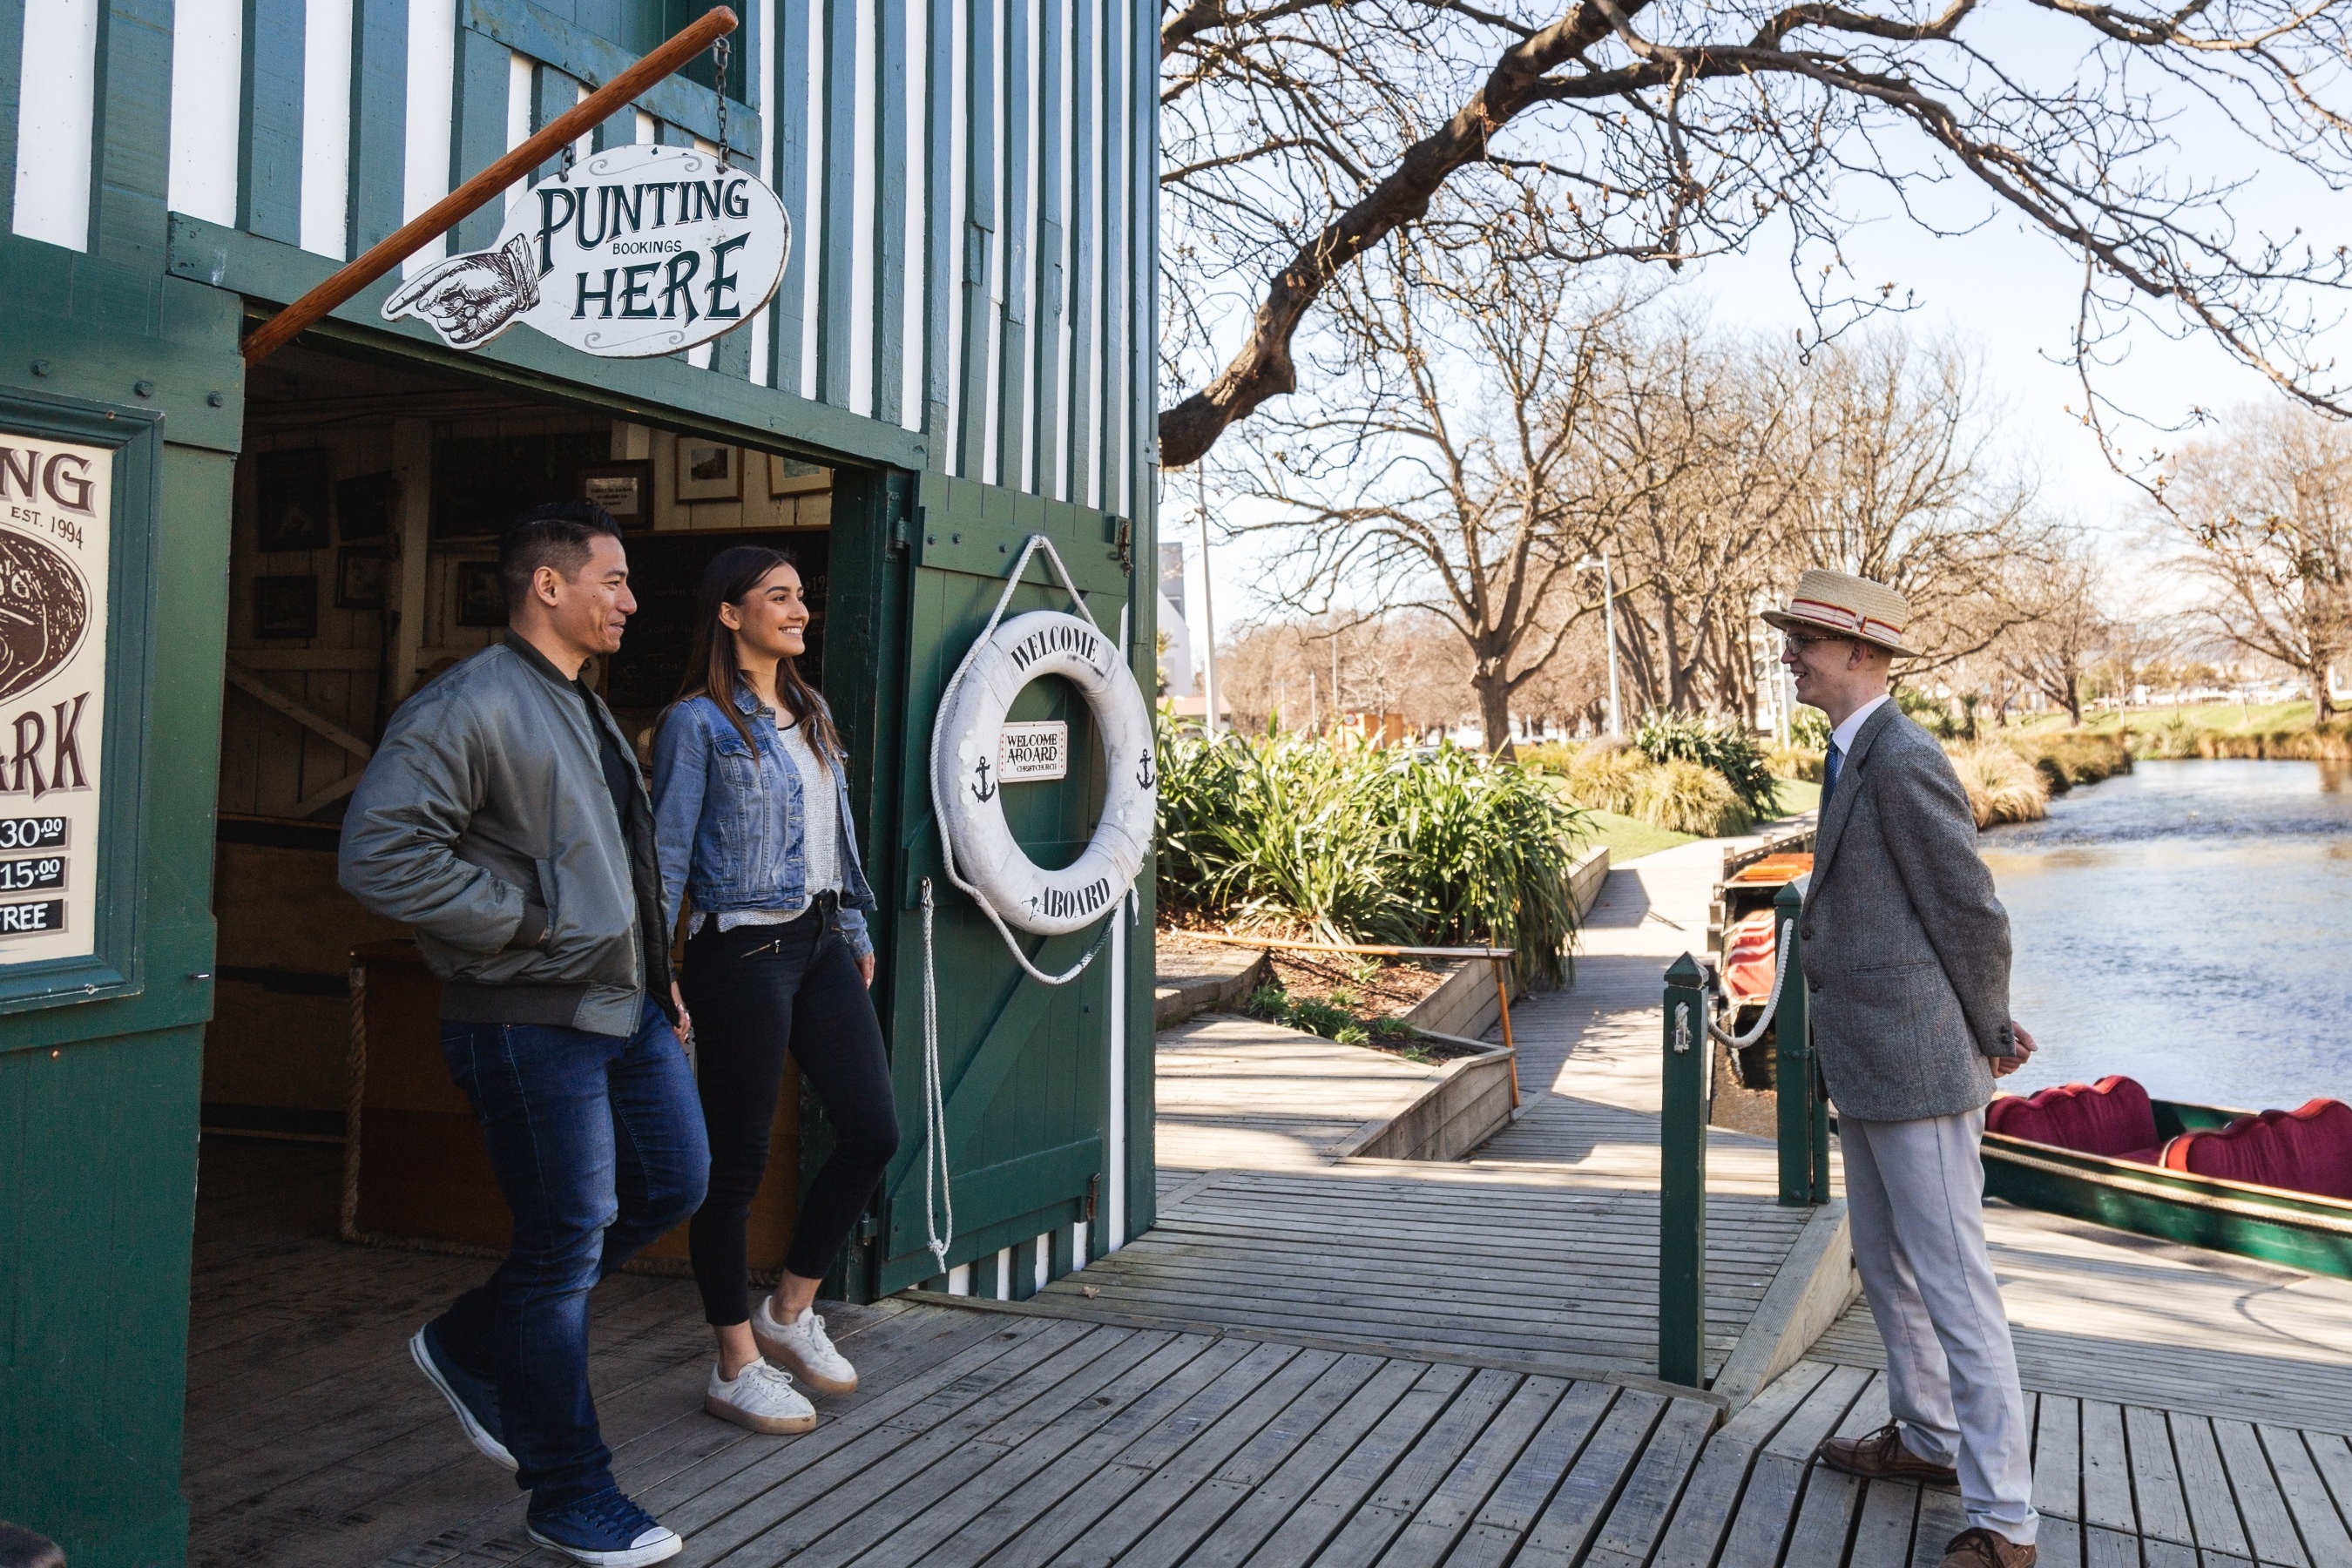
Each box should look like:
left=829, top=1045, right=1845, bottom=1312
left=1842, top=1106, right=2038, bottom=1544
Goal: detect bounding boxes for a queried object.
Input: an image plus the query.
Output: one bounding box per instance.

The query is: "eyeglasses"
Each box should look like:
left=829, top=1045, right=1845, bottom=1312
left=1781, top=632, right=1851, bottom=653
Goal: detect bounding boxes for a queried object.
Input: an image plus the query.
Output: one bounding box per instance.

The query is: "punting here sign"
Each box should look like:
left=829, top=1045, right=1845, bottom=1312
left=0, top=429, right=108, bottom=963
left=383, top=145, right=789, bottom=359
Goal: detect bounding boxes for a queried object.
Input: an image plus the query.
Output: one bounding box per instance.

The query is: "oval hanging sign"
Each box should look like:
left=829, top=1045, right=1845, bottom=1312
left=382, top=144, right=788, bottom=359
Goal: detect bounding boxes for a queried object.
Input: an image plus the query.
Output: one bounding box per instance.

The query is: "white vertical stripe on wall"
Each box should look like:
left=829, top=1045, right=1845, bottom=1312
left=300, top=0, right=355, bottom=258
left=633, top=109, right=656, bottom=145
left=749, top=0, right=776, bottom=388
left=901, top=0, right=927, bottom=430
left=943, top=0, right=967, bottom=470
left=1014, top=0, right=1038, bottom=493
left=502, top=50, right=531, bottom=220
left=1031, top=1233, right=1048, bottom=1292
left=977, top=0, right=1002, bottom=485
left=11, top=0, right=100, bottom=252
left=946, top=1261, right=971, bottom=1294
left=1044, top=0, right=1068, bottom=502
left=1081, top=0, right=1103, bottom=509
left=994, top=1247, right=1010, bottom=1299
left=401, top=0, right=456, bottom=274
left=797, top=1, right=824, bottom=399
left=168, top=3, right=243, bottom=226
left=848, top=0, right=877, bottom=419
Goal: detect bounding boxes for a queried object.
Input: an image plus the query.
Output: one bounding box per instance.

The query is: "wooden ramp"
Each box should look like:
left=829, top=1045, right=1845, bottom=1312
left=1040, top=1166, right=1809, bottom=1383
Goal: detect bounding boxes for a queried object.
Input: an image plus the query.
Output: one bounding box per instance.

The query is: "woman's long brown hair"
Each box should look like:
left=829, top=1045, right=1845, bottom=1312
left=669, top=544, right=841, bottom=767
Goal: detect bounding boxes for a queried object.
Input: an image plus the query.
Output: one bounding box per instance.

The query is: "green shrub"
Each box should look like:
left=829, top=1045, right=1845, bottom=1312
left=1769, top=745, right=1824, bottom=782
left=1632, top=712, right=1781, bottom=819
left=1633, top=757, right=1754, bottom=836
left=1945, top=740, right=2050, bottom=828
left=1157, top=726, right=1589, bottom=982
left=1787, top=706, right=1830, bottom=749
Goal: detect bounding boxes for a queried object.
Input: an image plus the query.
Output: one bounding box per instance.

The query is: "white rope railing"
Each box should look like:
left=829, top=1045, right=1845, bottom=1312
left=1707, top=919, right=1793, bottom=1051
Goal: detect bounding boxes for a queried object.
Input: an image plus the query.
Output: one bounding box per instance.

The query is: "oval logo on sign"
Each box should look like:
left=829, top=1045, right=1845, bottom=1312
left=384, top=145, right=790, bottom=359
left=0, top=531, right=91, bottom=704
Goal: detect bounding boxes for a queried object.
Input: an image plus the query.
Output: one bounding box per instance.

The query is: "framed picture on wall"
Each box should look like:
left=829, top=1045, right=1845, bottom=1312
left=675, top=440, right=741, bottom=503
left=253, top=575, right=319, bottom=639
left=334, top=470, right=397, bottom=542
left=257, top=448, right=332, bottom=551
left=767, top=453, right=830, bottom=497
left=572, top=460, right=655, bottom=531
left=335, top=547, right=389, bottom=610
left=454, top=561, right=506, bottom=626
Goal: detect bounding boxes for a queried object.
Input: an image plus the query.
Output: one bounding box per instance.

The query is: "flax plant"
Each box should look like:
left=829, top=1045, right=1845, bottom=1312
left=1156, top=725, right=1590, bottom=983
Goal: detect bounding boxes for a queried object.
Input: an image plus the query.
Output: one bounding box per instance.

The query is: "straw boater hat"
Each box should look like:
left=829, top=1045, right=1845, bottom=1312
left=1761, top=569, right=1918, bottom=659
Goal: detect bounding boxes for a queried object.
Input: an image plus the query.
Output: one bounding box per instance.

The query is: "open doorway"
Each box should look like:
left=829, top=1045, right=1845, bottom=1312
left=186, top=339, right=867, bottom=1555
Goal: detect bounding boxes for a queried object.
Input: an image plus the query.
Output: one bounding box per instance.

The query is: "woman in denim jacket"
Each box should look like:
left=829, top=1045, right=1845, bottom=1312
left=652, top=545, right=896, bottom=1436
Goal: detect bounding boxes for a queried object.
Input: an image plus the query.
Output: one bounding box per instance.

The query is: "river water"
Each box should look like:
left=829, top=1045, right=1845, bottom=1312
left=1982, top=759, right=2352, bottom=1111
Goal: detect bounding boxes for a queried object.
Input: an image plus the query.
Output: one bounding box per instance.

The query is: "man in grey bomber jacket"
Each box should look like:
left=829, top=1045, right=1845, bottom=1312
left=1767, top=570, right=2042, bottom=1568
left=339, top=504, right=706, bottom=1568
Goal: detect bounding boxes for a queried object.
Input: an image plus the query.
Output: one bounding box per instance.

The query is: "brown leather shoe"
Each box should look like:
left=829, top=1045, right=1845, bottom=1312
left=1815, top=1421, right=1960, bottom=1484
left=1939, top=1527, right=2036, bottom=1567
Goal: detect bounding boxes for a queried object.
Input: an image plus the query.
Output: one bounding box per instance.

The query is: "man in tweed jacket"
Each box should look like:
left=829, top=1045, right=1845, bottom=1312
left=1767, top=570, right=2042, bottom=1568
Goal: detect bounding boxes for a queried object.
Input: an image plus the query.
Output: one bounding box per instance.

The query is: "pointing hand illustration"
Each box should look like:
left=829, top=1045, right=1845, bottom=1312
left=382, top=235, right=541, bottom=348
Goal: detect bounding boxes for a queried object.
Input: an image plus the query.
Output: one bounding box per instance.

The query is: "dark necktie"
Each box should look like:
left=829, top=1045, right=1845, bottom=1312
left=1822, top=740, right=1843, bottom=815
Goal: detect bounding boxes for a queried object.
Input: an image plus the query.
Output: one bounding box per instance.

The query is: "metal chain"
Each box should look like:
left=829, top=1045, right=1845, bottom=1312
left=713, top=36, right=731, bottom=166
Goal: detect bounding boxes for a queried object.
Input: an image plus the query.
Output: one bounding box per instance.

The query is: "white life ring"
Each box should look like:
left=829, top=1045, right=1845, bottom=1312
left=931, top=610, right=1156, bottom=936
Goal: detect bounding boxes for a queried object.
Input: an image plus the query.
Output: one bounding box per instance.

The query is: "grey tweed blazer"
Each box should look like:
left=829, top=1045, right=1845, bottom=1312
left=1797, top=702, right=2016, bottom=1123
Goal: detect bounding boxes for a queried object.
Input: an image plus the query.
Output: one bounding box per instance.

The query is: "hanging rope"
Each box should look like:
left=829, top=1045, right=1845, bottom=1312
left=1707, top=918, right=1794, bottom=1051
left=920, top=878, right=954, bottom=1273
left=927, top=532, right=1119, bottom=988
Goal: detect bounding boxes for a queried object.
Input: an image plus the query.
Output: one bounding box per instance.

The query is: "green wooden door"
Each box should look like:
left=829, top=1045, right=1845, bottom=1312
left=871, top=473, right=1137, bottom=1295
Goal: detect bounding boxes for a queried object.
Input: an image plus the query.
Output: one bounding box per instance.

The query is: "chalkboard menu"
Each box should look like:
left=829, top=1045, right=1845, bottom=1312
left=600, top=531, right=831, bottom=746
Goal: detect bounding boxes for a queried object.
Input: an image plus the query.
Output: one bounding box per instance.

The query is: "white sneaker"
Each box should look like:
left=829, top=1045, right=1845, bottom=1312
left=703, top=1358, right=815, bottom=1435
left=751, top=1297, right=859, bottom=1396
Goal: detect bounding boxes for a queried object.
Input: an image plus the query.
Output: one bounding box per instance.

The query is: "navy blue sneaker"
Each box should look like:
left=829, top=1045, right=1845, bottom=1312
left=409, top=1321, right=517, bottom=1471
left=526, top=1486, right=682, bottom=1566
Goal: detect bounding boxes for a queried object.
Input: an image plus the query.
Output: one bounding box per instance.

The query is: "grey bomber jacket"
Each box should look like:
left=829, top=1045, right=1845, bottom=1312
left=338, top=634, right=670, bottom=1037
left=1797, top=702, right=2016, bottom=1123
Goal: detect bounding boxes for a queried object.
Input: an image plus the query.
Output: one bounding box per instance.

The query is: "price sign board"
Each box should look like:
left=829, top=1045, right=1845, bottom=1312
left=0, top=429, right=107, bottom=964
left=997, top=720, right=1069, bottom=783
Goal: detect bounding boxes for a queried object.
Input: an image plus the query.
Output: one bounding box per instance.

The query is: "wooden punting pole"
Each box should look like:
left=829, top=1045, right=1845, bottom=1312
left=240, top=6, right=740, bottom=366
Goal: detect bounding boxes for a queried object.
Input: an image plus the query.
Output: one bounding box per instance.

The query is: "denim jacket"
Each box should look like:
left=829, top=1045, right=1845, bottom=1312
left=651, top=684, right=877, bottom=958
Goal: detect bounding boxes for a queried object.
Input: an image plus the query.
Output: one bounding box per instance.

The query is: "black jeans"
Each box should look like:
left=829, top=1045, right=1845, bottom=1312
left=681, top=899, right=899, bottom=1323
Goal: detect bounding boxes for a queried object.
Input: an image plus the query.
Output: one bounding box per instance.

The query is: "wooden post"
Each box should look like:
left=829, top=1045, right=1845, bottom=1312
left=240, top=7, right=740, bottom=365
left=1659, top=952, right=1709, bottom=1388
left=1773, top=880, right=1823, bottom=1206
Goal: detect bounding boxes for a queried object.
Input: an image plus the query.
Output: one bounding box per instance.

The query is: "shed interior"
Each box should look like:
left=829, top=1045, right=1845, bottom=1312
left=204, top=339, right=848, bottom=1272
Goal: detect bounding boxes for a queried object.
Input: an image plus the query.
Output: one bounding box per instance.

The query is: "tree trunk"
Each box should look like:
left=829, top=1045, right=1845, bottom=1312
left=2065, top=684, right=2083, bottom=727
left=1474, top=670, right=1514, bottom=756
left=2314, top=659, right=2336, bottom=720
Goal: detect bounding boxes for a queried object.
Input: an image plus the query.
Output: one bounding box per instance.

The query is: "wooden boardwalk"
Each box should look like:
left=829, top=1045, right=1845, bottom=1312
left=183, top=835, right=2352, bottom=1566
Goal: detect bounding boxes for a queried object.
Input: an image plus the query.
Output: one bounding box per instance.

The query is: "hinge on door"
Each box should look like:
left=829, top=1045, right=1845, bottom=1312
left=1112, top=518, right=1133, bottom=574
left=1085, top=1173, right=1100, bottom=1223
left=895, top=507, right=920, bottom=553
left=857, top=1212, right=880, bottom=1242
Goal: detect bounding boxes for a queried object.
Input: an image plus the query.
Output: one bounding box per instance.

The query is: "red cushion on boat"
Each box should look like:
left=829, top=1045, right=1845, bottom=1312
left=1984, top=1077, right=2158, bottom=1159
left=2160, top=1100, right=2352, bottom=1200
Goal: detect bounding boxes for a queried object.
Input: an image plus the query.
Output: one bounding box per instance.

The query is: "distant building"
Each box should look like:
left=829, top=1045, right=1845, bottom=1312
left=1159, top=542, right=1195, bottom=697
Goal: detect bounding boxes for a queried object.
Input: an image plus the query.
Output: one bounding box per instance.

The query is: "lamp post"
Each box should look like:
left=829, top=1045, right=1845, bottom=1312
left=1576, top=545, right=1623, bottom=738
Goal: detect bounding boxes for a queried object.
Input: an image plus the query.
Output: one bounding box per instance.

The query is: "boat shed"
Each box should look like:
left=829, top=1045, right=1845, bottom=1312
left=0, top=3, right=1161, bottom=1562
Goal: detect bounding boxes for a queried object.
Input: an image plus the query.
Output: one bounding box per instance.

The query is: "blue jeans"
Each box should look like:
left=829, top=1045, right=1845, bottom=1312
left=434, top=997, right=710, bottom=1509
